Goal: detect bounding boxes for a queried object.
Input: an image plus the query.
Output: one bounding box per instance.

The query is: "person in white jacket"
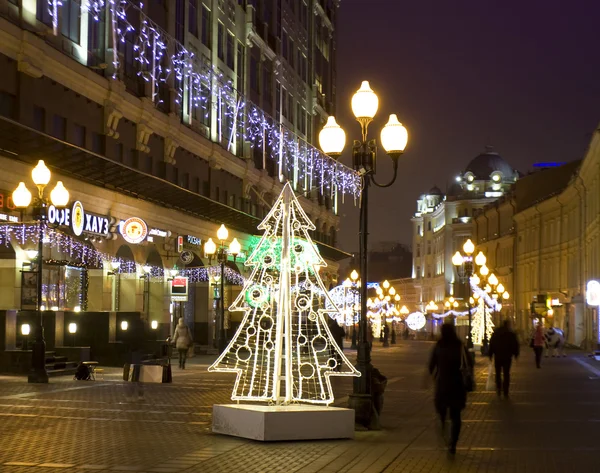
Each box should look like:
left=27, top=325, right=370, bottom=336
left=172, top=317, right=193, bottom=369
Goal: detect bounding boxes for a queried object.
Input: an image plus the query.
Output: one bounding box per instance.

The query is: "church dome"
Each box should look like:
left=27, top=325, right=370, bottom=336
left=428, top=185, right=443, bottom=196
left=464, top=146, right=515, bottom=181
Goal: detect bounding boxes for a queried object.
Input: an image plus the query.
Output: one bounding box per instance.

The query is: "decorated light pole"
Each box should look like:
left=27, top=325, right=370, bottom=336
left=204, top=225, right=241, bottom=353
left=349, top=270, right=360, bottom=350
left=319, top=81, right=408, bottom=428
left=425, top=300, right=439, bottom=339
left=12, top=160, right=70, bottom=384
left=452, top=240, right=486, bottom=349
left=376, top=280, right=399, bottom=347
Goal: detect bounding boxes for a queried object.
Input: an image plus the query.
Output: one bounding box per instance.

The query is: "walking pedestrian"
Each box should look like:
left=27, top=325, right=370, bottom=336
left=383, top=324, right=390, bottom=345
left=531, top=323, right=545, bottom=369
left=428, top=323, right=472, bottom=455
left=488, top=319, right=519, bottom=398
left=172, top=317, right=193, bottom=369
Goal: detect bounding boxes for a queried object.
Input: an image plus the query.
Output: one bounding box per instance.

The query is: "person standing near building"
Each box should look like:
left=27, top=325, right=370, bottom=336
left=172, top=317, right=193, bottom=370
left=488, top=319, right=520, bottom=398
left=532, top=323, right=546, bottom=368
left=428, top=323, right=472, bottom=455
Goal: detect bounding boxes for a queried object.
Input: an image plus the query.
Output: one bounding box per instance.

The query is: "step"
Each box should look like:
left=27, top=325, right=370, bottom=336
left=47, top=367, right=78, bottom=378
left=45, top=355, right=68, bottom=364
left=46, top=361, right=78, bottom=371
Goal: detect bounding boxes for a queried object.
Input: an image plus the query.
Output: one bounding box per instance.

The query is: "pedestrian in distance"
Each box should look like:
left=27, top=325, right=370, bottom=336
left=531, top=322, right=546, bottom=369
left=428, top=323, right=473, bottom=456
left=383, top=324, right=390, bottom=345
left=172, top=317, right=193, bottom=369
left=488, top=319, right=519, bottom=398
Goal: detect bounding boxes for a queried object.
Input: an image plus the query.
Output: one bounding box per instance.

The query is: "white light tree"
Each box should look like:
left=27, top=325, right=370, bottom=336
left=209, top=183, right=359, bottom=405
left=471, top=297, right=494, bottom=345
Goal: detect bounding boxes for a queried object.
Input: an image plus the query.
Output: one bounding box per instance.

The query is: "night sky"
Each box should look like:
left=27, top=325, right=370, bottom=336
left=334, top=0, right=600, bottom=252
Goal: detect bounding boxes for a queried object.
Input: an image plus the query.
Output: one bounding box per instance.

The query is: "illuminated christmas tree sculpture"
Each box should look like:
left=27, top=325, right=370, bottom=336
left=209, top=183, right=359, bottom=405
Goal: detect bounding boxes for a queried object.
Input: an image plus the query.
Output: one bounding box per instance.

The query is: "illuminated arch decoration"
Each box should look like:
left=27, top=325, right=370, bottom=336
left=326, top=284, right=360, bottom=326
left=209, top=183, right=359, bottom=405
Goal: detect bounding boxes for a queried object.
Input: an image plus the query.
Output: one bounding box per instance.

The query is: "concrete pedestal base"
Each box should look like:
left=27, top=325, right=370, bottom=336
left=212, top=404, right=355, bottom=441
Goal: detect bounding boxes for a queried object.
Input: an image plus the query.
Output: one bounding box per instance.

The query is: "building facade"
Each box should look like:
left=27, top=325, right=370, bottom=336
left=0, top=0, right=351, bottom=363
left=411, top=147, right=518, bottom=310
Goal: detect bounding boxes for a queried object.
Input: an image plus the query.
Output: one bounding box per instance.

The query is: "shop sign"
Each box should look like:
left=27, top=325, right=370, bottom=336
left=182, top=234, right=202, bottom=249
left=180, top=251, right=194, bottom=265
left=0, top=190, right=20, bottom=222
left=0, top=213, right=18, bottom=223
left=47, top=201, right=111, bottom=237
left=406, top=312, right=427, bottom=331
left=120, top=217, right=148, bottom=244
left=586, top=280, right=600, bottom=306
left=149, top=228, right=169, bottom=238
left=170, top=276, right=189, bottom=302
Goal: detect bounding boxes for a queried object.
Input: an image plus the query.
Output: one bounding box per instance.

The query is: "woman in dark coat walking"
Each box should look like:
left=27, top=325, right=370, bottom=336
left=428, top=323, right=472, bottom=455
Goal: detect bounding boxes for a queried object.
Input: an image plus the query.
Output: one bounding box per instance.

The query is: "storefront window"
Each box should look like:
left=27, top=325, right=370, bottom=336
left=42, top=264, right=85, bottom=311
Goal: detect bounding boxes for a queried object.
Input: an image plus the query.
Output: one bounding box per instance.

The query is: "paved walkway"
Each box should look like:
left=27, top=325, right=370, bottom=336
left=0, top=341, right=599, bottom=472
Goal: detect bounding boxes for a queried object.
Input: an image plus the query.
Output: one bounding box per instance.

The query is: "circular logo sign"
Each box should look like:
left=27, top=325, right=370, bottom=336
left=72, top=201, right=84, bottom=237
left=406, top=312, right=427, bottom=331
left=121, top=217, right=148, bottom=244
left=180, top=251, right=194, bottom=265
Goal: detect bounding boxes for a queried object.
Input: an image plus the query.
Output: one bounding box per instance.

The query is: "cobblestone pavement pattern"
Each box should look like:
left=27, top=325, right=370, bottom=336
left=0, top=342, right=599, bottom=472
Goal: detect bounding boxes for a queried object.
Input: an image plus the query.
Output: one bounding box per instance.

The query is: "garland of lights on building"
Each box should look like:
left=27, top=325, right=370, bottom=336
left=0, top=223, right=245, bottom=286
left=55, top=0, right=362, bottom=203
left=209, top=183, right=359, bottom=405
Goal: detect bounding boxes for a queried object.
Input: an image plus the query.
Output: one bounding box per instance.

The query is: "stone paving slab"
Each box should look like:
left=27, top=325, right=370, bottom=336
left=1, top=343, right=599, bottom=472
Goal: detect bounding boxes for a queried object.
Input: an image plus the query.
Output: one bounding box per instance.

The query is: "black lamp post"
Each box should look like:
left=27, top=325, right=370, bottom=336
left=318, top=81, right=409, bottom=429
left=451, top=239, right=483, bottom=350
left=13, top=160, right=70, bottom=384
left=204, top=225, right=240, bottom=353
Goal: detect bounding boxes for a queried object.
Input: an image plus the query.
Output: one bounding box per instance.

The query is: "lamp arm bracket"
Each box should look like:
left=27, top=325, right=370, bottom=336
left=371, top=159, right=399, bottom=188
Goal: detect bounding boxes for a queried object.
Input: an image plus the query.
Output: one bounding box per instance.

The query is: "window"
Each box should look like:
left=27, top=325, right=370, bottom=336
left=416, top=245, right=420, bottom=257
left=250, top=55, right=259, bottom=92
left=236, top=42, right=244, bottom=94
left=0, top=92, right=16, bottom=119
left=226, top=31, right=234, bottom=69
left=201, top=4, right=211, bottom=47
left=301, top=53, right=307, bottom=83
left=61, top=0, right=81, bottom=43
left=73, top=123, right=86, bottom=147
left=427, top=221, right=431, bottom=231
left=289, top=39, right=295, bottom=68
left=217, top=22, right=225, bottom=61
left=91, top=132, right=104, bottom=154
left=189, top=0, right=198, bottom=36
left=288, top=95, right=294, bottom=124
left=301, top=1, right=308, bottom=29
left=299, top=106, right=306, bottom=135
left=262, top=61, right=272, bottom=103
left=175, top=0, right=185, bottom=42
left=36, top=0, right=52, bottom=26
left=33, top=106, right=45, bottom=131
left=275, top=81, right=281, bottom=121
left=282, top=29, right=288, bottom=60
left=281, top=87, right=288, bottom=119
left=52, top=115, right=66, bottom=140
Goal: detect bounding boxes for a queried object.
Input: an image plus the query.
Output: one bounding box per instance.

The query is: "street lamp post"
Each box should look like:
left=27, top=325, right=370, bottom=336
left=377, top=280, right=398, bottom=347
left=452, top=240, right=485, bottom=349
left=350, top=269, right=359, bottom=350
left=425, top=301, right=439, bottom=339
left=204, top=225, right=240, bottom=353
left=319, top=81, right=408, bottom=428
left=12, top=160, right=70, bottom=384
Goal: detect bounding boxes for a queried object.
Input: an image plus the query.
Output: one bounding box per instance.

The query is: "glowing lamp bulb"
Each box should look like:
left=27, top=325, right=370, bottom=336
left=351, top=81, right=378, bottom=119
left=350, top=270, right=359, bottom=281
left=475, top=251, right=487, bottom=266
left=319, top=116, right=346, bottom=156
left=12, top=182, right=32, bottom=208
left=31, top=160, right=51, bottom=186
left=151, top=320, right=158, bottom=329
left=21, top=324, right=30, bottom=335
left=120, top=321, right=128, bottom=331
left=462, top=239, right=475, bottom=255
left=217, top=224, right=229, bottom=242
left=68, top=323, right=77, bottom=334
left=452, top=251, right=463, bottom=266
left=204, top=238, right=217, bottom=256
left=229, top=238, right=241, bottom=256
left=380, top=114, right=408, bottom=154
left=50, top=181, right=69, bottom=207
